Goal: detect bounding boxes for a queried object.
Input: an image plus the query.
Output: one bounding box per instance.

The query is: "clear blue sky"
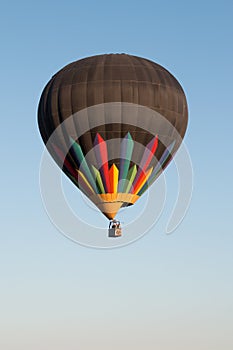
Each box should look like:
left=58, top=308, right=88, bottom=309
left=1, top=1, right=233, bottom=349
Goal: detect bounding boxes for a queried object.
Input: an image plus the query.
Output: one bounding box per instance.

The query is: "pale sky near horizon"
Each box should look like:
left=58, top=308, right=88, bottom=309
left=1, top=1, right=233, bottom=349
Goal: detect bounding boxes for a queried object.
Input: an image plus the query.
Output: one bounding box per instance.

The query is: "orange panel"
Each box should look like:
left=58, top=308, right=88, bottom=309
left=109, top=164, right=119, bottom=193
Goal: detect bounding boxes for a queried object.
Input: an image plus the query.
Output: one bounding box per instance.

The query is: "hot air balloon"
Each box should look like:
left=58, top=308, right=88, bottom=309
left=38, top=54, right=188, bottom=236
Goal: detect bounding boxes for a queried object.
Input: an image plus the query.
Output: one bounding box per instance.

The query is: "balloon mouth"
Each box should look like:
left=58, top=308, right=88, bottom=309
left=89, top=193, right=139, bottom=220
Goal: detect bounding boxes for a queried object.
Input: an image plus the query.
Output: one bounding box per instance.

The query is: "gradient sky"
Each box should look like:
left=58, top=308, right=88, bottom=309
left=1, top=1, right=233, bottom=349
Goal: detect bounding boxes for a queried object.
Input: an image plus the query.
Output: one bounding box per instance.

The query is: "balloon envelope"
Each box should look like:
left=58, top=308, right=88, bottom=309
left=38, top=54, right=188, bottom=219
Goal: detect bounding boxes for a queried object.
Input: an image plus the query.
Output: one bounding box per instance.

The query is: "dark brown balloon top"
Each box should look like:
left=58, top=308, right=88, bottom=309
left=38, top=53, right=188, bottom=144
left=38, top=53, right=189, bottom=202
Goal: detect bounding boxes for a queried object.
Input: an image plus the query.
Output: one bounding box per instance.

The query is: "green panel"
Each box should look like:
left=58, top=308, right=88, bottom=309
left=70, top=137, right=98, bottom=193
left=92, top=166, right=106, bottom=194
left=118, top=133, right=134, bottom=192
left=124, top=165, right=137, bottom=193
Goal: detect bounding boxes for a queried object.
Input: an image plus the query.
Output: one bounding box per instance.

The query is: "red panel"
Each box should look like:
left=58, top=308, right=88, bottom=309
left=94, top=133, right=111, bottom=193
left=130, top=136, right=158, bottom=193
left=52, top=144, right=78, bottom=179
left=141, top=135, right=158, bottom=172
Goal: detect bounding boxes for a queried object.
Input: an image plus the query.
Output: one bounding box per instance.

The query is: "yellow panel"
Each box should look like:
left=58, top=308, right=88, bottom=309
left=135, top=167, right=153, bottom=195
left=76, top=170, right=95, bottom=194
